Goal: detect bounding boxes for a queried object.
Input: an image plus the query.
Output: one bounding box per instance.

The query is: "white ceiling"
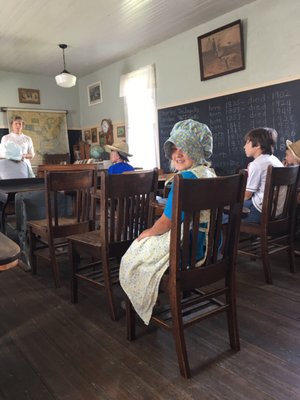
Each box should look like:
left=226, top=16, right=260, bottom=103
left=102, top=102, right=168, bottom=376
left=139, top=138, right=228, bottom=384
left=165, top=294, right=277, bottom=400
left=0, top=0, right=255, bottom=78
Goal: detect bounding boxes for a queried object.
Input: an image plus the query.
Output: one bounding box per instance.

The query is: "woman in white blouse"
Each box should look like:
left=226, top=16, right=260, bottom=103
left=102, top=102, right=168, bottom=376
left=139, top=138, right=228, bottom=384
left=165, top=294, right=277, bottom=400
left=1, top=116, right=35, bottom=177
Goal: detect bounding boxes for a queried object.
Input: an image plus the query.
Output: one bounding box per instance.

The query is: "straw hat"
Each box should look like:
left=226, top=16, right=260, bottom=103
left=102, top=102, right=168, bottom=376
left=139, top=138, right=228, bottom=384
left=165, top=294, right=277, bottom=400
left=105, top=140, right=132, bottom=157
left=286, top=139, right=300, bottom=161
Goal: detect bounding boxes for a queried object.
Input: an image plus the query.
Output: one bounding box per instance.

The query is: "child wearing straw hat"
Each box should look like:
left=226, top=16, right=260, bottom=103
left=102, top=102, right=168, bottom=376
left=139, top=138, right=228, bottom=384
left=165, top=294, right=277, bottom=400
left=284, top=139, right=300, bottom=204
left=105, top=140, right=134, bottom=174
left=284, top=139, right=300, bottom=166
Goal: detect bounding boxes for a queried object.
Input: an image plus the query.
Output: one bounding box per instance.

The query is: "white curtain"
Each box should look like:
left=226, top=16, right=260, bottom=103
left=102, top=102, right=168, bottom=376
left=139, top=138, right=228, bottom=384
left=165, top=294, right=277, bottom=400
left=120, top=64, right=159, bottom=169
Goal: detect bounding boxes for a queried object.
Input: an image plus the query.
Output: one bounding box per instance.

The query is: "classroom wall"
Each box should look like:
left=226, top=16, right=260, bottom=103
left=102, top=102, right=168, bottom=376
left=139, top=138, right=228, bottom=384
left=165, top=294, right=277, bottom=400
left=0, top=70, right=80, bottom=128
left=79, top=0, right=300, bottom=128
left=0, top=0, right=299, bottom=132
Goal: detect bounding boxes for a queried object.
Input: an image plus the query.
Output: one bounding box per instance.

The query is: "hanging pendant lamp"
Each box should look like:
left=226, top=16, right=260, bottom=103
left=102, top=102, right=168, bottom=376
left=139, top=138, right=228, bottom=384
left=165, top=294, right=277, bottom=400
left=55, top=44, right=77, bottom=88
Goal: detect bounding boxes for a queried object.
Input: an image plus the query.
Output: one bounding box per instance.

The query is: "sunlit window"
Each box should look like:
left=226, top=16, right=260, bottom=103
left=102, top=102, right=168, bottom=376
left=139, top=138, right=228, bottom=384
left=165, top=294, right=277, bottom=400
left=120, top=64, right=159, bottom=169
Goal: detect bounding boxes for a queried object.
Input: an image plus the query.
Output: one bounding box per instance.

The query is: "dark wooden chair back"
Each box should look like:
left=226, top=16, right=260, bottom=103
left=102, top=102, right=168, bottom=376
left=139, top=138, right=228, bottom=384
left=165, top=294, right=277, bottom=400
left=261, top=165, right=299, bottom=234
left=238, top=165, right=300, bottom=283
left=127, top=172, right=247, bottom=378
left=43, top=153, right=70, bottom=165
left=28, top=169, right=97, bottom=287
left=101, top=169, right=157, bottom=251
left=37, top=163, right=97, bottom=178
left=68, top=168, right=158, bottom=320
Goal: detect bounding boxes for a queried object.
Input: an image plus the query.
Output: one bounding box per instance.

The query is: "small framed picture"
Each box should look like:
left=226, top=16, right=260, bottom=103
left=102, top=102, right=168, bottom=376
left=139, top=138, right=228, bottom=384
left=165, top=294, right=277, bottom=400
left=197, top=19, right=245, bottom=81
left=87, top=81, right=103, bottom=106
left=91, top=127, right=98, bottom=144
left=83, top=129, right=91, bottom=142
left=18, top=88, right=41, bottom=104
left=117, top=125, right=125, bottom=138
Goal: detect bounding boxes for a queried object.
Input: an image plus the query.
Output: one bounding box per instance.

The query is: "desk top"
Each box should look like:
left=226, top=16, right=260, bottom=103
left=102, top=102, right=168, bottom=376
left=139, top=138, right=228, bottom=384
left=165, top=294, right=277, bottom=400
left=0, top=232, right=20, bottom=265
left=158, top=173, right=176, bottom=182
left=0, top=178, right=44, bottom=194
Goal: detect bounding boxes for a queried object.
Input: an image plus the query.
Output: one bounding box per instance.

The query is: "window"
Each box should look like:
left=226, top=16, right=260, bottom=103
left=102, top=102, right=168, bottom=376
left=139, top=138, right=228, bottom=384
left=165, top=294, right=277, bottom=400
left=120, top=64, right=159, bottom=169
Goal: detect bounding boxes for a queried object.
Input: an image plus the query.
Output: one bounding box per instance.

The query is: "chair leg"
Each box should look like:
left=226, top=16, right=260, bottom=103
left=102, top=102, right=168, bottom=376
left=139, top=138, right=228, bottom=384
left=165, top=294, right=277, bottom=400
left=288, top=238, right=296, bottom=273
left=126, top=298, right=136, bottom=341
left=47, top=239, right=60, bottom=288
left=28, top=227, right=37, bottom=275
left=170, top=296, right=191, bottom=379
left=69, top=242, right=78, bottom=303
left=50, top=255, right=61, bottom=288
left=226, top=291, right=240, bottom=351
left=260, top=234, right=273, bottom=284
left=102, top=260, right=118, bottom=321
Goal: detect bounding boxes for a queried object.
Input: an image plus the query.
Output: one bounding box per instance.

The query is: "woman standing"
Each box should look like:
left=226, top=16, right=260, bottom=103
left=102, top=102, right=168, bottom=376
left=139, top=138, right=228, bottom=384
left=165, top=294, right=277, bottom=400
left=120, top=119, right=216, bottom=324
left=1, top=116, right=35, bottom=177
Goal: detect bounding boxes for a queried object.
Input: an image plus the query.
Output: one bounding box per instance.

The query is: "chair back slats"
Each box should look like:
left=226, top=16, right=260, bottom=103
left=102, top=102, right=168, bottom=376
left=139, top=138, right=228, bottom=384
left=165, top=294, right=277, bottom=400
left=45, top=170, right=96, bottom=238
left=100, top=169, right=158, bottom=245
left=44, top=153, right=70, bottom=165
left=170, top=173, right=247, bottom=284
left=262, top=165, right=300, bottom=234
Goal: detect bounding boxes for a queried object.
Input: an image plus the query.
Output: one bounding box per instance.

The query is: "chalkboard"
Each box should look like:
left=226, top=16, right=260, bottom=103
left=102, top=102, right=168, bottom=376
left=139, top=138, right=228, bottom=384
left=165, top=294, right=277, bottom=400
left=158, top=79, right=300, bottom=174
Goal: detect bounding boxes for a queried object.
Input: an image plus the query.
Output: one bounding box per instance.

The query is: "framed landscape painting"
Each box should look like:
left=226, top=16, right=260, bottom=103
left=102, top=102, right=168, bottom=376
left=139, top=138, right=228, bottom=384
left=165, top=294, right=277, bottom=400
left=198, top=20, right=245, bottom=81
left=117, top=125, right=125, bottom=138
left=87, top=81, right=103, bottom=106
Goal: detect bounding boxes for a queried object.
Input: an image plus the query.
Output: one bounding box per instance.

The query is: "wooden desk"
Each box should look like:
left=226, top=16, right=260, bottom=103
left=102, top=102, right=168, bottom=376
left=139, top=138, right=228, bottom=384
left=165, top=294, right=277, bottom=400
left=0, top=178, right=44, bottom=233
left=157, top=173, right=176, bottom=197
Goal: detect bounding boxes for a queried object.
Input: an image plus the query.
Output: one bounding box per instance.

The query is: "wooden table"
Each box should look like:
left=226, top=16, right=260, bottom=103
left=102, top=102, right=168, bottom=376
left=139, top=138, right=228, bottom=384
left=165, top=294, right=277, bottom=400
left=0, top=178, right=44, bottom=234
left=0, top=232, right=20, bottom=270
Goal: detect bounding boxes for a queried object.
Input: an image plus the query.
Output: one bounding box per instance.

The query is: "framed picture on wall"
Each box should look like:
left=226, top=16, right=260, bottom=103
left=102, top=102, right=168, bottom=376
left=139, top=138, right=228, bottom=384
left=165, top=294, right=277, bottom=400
left=18, top=88, right=41, bottom=104
left=197, top=19, right=245, bottom=81
left=83, top=129, right=91, bottom=142
left=87, top=81, right=103, bottom=106
left=116, top=125, right=125, bottom=138
left=91, top=127, right=98, bottom=144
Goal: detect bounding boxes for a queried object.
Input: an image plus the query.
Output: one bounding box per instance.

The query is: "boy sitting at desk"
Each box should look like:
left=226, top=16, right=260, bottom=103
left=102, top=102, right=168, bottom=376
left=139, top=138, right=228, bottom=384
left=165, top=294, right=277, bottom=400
left=0, top=141, right=31, bottom=179
left=243, top=127, right=284, bottom=223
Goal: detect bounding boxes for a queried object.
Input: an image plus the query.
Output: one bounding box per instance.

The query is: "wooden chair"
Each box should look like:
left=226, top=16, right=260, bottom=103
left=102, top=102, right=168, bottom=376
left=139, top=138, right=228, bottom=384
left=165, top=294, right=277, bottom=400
left=126, top=172, right=247, bottom=379
left=68, top=169, right=158, bottom=321
left=27, top=169, right=97, bottom=287
left=238, top=165, right=300, bottom=284
left=43, top=153, right=70, bottom=165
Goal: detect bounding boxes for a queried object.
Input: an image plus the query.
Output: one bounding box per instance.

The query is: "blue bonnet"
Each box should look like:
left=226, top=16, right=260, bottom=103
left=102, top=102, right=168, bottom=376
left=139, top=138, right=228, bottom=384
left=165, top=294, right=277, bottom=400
left=163, top=119, right=213, bottom=164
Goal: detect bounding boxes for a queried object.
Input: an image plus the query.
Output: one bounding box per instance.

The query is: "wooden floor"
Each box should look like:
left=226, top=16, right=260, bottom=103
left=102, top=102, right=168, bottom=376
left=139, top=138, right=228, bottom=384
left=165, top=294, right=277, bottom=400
left=0, top=246, right=299, bottom=399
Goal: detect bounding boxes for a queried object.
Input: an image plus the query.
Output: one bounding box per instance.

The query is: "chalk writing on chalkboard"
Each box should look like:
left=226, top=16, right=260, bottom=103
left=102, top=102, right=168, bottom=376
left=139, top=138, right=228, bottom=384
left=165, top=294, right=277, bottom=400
left=158, top=79, right=300, bottom=174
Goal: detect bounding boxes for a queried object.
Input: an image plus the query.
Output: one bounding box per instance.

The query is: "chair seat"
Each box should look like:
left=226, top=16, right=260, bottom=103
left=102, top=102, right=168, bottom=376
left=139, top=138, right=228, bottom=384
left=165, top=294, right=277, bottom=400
left=68, top=230, right=101, bottom=248
left=29, top=217, right=78, bottom=229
